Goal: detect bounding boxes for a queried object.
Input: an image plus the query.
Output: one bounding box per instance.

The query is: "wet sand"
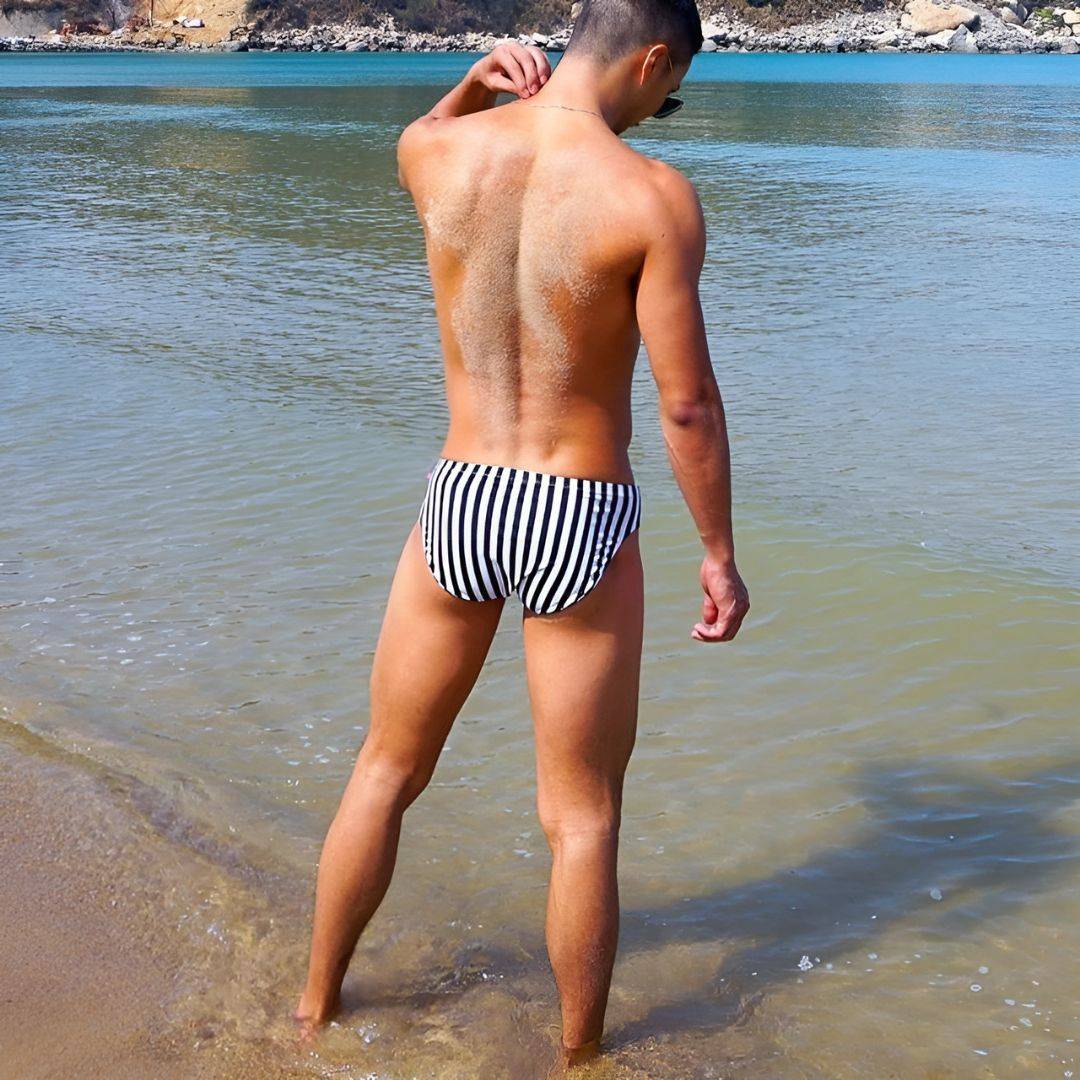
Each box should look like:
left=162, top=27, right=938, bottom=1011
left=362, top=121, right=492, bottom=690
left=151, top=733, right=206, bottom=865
left=0, top=735, right=305, bottom=1080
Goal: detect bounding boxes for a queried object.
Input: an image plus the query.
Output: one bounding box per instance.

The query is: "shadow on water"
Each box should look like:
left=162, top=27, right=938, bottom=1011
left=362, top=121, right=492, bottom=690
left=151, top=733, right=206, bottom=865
left=606, top=758, right=1080, bottom=1046
left=346, top=757, right=1080, bottom=1055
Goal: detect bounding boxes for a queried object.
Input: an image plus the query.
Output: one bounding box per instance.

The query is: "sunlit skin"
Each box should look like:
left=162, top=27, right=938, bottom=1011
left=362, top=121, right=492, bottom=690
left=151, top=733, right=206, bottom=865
left=295, top=40, right=750, bottom=1067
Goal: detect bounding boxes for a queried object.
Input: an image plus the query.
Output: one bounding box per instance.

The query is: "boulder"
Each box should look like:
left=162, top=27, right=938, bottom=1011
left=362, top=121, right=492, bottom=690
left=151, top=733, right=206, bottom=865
left=1000, top=6, right=1021, bottom=20
left=902, top=0, right=980, bottom=34
left=1061, top=33, right=1079, bottom=47
left=925, top=22, right=977, bottom=45
left=872, top=27, right=903, bottom=43
left=701, top=37, right=718, bottom=50
left=1064, top=8, right=1080, bottom=21
left=950, top=23, right=979, bottom=47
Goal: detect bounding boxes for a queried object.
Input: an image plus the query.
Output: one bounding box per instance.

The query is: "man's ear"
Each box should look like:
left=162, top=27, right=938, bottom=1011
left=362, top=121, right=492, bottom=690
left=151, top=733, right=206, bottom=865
left=638, top=44, right=665, bottom=87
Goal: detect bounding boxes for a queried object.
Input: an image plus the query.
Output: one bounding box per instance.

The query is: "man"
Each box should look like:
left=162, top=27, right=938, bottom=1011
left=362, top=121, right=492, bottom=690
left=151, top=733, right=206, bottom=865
left=296, top=0, right=750, bottom=1065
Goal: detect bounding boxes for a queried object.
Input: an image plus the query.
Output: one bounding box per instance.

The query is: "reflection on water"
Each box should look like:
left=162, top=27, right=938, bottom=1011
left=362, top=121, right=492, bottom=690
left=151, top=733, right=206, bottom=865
left=1, top=52, right=1079, bottom=1078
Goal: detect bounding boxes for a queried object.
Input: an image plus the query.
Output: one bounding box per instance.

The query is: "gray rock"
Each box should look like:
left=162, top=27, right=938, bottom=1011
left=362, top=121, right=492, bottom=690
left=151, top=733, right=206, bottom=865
left=923, top=21, right=979, bottom=47
left=924, top=26, right=955, bottom=44
left=700, top=38, right=718, bottom=51
left=950, top=23, right=979, bottom=48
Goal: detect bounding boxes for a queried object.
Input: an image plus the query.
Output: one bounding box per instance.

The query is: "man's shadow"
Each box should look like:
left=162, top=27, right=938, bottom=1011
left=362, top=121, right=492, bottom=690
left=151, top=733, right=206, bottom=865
left=607, top=758, right=1080, bottom=1045
left=355, top=757, right=1078, bottom=1047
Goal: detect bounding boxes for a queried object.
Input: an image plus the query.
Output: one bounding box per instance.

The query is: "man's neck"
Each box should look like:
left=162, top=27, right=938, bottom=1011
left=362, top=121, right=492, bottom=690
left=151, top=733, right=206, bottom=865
left=528, top=53, right=627, bottom=133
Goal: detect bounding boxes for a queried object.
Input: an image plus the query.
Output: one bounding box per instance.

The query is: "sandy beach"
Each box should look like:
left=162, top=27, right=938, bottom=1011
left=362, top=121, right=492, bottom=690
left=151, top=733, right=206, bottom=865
left=0, top=720, right=307, bottom=1079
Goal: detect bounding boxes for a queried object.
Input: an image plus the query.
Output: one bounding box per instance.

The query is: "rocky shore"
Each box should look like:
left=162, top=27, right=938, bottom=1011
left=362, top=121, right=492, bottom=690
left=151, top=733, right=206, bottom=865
left=2, top=0, right=1079, bottom=53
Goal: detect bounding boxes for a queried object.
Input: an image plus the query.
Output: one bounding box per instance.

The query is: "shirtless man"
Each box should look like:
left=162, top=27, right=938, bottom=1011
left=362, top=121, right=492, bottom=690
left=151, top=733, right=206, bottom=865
left=296, top=0, right=750, bottom=1064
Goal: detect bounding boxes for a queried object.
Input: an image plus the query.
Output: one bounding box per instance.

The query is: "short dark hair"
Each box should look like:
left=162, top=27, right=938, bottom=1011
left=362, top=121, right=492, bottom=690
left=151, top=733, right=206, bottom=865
left=564, top=0, right=703, bottom=68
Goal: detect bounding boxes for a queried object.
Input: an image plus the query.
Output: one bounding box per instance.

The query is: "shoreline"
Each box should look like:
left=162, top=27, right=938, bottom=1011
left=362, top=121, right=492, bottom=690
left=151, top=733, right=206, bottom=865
left=0, top=724, right=308, bottom=1078
left=3, top=1, right=1080, bottom=55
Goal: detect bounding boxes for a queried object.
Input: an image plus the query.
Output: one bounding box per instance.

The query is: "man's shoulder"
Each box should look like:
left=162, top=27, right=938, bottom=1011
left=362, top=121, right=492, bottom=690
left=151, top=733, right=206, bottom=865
left=610, top=152, right=703, bottom=250
left=397, top=113, right=451, bottom=168
left=397, top=110, right=499, bottom=191
left=634, top=156, right=702, bottom=221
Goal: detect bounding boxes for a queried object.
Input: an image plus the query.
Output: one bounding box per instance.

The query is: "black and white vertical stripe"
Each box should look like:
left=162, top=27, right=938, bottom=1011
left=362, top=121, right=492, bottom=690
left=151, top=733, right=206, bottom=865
left=419, top=457, right=642, bottom=615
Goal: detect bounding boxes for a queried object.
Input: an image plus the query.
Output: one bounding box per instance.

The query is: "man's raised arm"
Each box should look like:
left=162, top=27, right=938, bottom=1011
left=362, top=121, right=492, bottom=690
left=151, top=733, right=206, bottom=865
left=426, top=43, right=550, bottom=119
left=636, top=164, right=750, bottom=643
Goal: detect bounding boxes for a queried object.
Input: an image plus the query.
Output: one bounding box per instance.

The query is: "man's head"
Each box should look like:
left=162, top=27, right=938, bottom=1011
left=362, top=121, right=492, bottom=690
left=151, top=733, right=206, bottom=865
left=563, top=0, right=701, bottom=128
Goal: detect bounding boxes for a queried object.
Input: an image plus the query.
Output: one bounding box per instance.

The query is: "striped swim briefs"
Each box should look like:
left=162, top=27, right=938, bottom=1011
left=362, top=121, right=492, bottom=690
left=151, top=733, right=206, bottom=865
left=418, top=457, right=642, bottom=615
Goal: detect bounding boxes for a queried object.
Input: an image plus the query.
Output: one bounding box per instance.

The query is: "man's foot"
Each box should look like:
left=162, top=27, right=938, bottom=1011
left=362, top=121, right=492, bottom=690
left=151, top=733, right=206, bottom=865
left=293, top=991, right=339, bottom=1043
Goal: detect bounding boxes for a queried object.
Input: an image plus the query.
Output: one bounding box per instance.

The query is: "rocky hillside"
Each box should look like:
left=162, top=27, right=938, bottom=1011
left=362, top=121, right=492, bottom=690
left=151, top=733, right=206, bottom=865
left=0, top=0, right=940, bottom=37
left=2, top=0, right=1078, bottom=50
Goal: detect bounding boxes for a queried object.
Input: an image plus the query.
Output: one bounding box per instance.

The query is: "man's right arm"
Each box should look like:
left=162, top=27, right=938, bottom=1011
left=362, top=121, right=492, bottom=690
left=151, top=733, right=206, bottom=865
left=635, top=164, right=750, bottom=643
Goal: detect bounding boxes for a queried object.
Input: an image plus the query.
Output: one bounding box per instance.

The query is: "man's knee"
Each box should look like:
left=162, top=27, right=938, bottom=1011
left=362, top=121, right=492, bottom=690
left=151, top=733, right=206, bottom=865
left=352, top=747, right=434, bottom=811
left=538, top=792, right=623, bottom=853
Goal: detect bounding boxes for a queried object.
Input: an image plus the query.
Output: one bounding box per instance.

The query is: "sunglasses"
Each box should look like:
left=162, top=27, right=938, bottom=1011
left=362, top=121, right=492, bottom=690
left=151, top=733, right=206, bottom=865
left=652, top=52, right=684, bottom=119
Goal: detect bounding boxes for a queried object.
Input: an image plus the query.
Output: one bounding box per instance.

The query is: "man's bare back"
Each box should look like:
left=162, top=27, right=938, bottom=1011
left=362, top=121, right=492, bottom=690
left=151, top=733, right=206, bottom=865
left=400, top=92, right=689, bottom=483
left=297, top=19, right=749, bottom=1069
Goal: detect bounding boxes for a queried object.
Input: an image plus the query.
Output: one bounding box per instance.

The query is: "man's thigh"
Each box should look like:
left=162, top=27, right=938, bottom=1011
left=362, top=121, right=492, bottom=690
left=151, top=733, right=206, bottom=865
left=361, top=522, right=505, bottom=779
left=522, top=534, right=644, bottom=819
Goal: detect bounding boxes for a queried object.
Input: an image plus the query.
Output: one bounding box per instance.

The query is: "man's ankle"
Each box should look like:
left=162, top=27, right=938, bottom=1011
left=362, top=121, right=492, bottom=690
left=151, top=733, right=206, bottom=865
left=559, top=1036, right=602, bottom=1067
left=295, top=986, right=339, bottom=1024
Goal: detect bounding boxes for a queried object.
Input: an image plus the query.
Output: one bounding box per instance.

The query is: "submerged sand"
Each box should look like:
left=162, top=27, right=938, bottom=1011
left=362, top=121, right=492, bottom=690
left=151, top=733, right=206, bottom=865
left=0, top=735, right=308, bottom=1079
left=0, top=723, right=573, bottom=1080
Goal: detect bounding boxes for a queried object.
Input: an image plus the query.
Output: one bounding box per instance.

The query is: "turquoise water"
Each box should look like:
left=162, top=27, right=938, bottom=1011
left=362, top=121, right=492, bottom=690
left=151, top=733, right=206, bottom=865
left=3, top=49, right=1080, bottom=86
left=1, top=51, right=1079, bottom=1078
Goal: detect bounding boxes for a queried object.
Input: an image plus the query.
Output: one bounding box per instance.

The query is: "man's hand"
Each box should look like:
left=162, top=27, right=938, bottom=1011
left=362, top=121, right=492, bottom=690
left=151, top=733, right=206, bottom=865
left=470, top=43, right=551, bottom=99
left=692, top=556, right=749, bottom=643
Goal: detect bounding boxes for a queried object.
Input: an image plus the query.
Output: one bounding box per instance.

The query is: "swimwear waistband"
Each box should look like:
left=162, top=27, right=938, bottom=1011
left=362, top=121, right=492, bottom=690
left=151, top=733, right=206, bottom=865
left=432, top=456, right=639, bottom=494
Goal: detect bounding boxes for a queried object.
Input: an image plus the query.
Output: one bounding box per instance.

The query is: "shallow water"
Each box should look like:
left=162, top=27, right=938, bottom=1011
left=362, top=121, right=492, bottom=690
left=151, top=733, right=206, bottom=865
left=2, top=51, right=1079, bottom=1077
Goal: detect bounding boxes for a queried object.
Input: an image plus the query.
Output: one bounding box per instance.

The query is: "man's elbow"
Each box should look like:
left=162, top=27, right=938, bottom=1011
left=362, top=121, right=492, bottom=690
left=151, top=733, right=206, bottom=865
left=659, top=383, right=724, bottom=430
